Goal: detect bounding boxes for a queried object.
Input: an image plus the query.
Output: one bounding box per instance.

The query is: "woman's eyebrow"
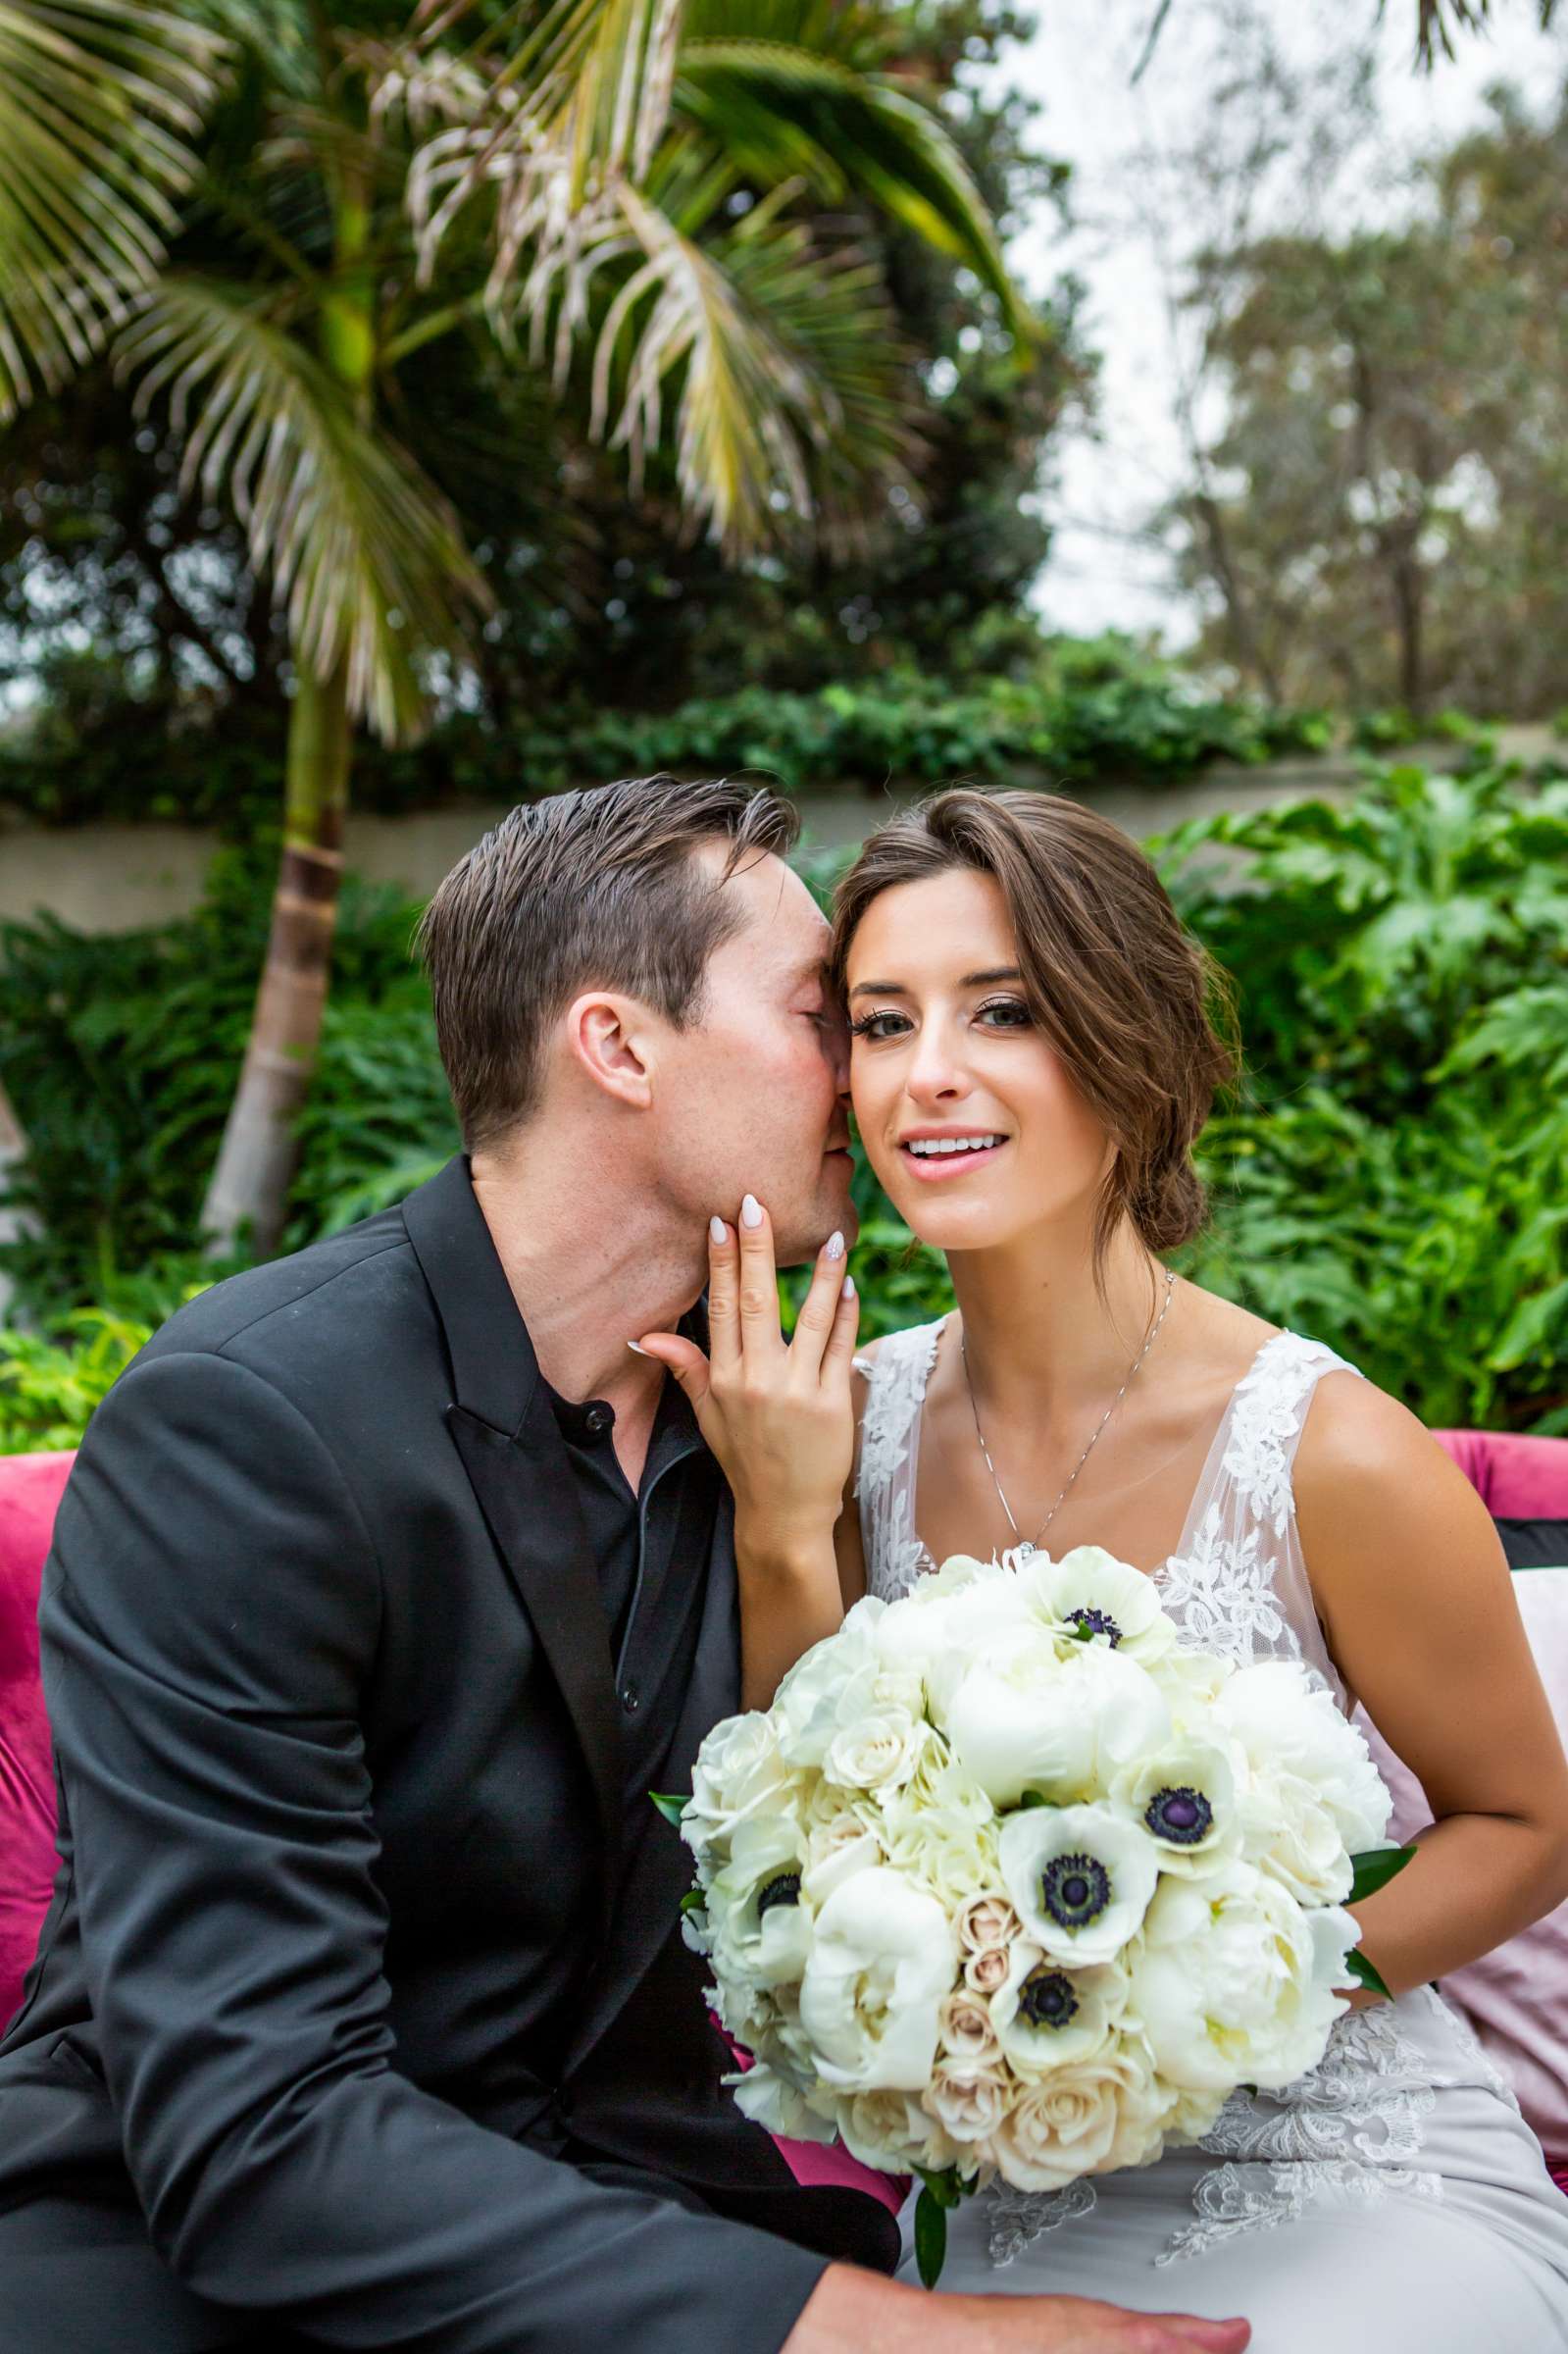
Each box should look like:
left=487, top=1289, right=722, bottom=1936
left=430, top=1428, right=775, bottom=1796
left=848, top=965, right=1023, bottom=998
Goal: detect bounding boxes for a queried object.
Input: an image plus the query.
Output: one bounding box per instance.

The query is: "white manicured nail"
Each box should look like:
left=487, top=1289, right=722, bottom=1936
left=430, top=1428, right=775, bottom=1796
left=709, top=1215, right=728, bottom=1245
left=841, top=1275, right=855, bottom=1300
left=628, top=1341, right=650, bottom=1356
left=740, top=1194, right=763, bottom=1229
left=826, top=1230, right=845, bottom=1261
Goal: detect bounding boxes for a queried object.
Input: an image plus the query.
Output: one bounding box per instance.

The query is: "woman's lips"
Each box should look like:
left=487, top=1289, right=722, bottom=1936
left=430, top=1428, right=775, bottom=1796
left=898, top=1138, right=1008, bottom=1181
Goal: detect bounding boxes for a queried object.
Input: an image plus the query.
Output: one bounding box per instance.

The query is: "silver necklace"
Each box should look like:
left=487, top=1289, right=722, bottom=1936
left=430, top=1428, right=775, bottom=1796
left=960, top=1267, right=1177, bottom=1558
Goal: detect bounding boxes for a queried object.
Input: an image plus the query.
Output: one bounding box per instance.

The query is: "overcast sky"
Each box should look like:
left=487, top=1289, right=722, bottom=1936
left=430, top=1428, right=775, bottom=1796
left=986, top=0, right=1568, bottom=644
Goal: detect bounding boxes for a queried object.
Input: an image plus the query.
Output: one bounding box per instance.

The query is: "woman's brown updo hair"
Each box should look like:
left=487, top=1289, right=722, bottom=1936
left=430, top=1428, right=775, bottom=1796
left=830, top=788, right=1239, bottom=1275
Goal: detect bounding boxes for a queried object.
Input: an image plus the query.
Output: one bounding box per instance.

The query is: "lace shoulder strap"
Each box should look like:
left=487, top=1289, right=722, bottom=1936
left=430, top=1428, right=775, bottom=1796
left=1162, top=1329, right=1363, bottom=1692
left=853, top=1319, right=944, bottom=1602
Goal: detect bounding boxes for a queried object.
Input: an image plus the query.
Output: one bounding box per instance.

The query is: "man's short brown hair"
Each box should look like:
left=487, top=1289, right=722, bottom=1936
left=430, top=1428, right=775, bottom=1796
left=418, top=774, right=800, bottom=1149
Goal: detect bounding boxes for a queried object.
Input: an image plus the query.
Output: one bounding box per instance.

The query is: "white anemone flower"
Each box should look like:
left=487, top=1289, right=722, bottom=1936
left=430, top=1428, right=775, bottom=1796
left=1112, top=1736, right=1242, bottom=1877
left=989, top=1940, right=1130, bottom=2075
left=707, top=1815, right=813, bottom=1991
left=998, top=1802, right=1161, bottom=1968
left=797, top=1868, right=956, bottom=2091
left=1019, top=1546, right=1177, bottom=1665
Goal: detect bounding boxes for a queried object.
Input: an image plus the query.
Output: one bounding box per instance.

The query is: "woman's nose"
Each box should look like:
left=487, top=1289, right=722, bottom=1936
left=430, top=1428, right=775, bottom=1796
left=905, top=1030, right=969, bottom=1106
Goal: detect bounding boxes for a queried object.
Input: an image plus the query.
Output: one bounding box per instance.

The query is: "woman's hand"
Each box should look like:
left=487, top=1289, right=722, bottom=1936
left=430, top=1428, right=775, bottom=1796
left=635, top=1194, right=860, bottom=1561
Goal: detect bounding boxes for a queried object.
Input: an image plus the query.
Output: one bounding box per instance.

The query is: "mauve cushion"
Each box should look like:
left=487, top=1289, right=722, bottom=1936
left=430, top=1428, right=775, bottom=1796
left=1356, top=1567, right=1568, bottom=2166
left=1433, top=1429, right=1568, bottom=1518
left=0, top=1450, right=73, bottom=2032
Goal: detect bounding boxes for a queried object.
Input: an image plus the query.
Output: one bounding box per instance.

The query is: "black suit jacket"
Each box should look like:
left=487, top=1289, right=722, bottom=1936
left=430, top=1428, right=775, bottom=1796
left=0, top=1157, right=896, bottom=2350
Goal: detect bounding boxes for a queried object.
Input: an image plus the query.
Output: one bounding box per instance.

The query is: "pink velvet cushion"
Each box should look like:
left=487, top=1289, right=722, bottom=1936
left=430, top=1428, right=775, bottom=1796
left=1433, top=1428, right=1568, bottom=1517
left=0, top=1449, right=72, bottom=2031
left=1356, top=1566, right=1568, bottom=2167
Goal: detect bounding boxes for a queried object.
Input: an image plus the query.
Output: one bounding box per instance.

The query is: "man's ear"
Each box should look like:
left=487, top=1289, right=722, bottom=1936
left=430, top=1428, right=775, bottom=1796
left=563, top=990, right=656, bottom=1109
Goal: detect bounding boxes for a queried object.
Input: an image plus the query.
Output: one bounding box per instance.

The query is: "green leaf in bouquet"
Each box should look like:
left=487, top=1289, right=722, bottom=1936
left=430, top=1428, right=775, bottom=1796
left=1344, top=1947, right=1394, bottom=2002
left=914, top=2186, right=948, bottom=2290
left=649, top=1791, right=689, bottom=1828
left=680, top=1888, right=707, bottom=1918
left=910, top=2166, right=963, bottom=2290
left=1015, top=1788, right=1053, bottom=1812
left=1347, top=1845, right=1416, bottom=1906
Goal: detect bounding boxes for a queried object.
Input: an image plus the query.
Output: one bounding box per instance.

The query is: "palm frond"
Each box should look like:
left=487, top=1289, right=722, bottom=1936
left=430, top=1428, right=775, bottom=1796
left=676, top=43, right=1036, bottom=345
left=0, top=0, right=223, bottom=422
left=582, top=172, right=917, bottom=555
left=117, top=278, right=491, bottom=742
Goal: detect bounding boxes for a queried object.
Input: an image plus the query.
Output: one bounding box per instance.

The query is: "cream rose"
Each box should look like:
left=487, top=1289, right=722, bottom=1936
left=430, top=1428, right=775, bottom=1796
left=982, top=2045, right=1168, bottom=2192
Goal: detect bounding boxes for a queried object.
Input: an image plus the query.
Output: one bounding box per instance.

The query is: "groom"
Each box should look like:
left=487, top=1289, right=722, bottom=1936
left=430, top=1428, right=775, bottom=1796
left=0, top=774, right=1248, bottom=2354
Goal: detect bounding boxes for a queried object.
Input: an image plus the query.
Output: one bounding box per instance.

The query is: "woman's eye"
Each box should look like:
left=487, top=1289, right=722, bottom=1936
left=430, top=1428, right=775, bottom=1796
left=975, top=998, right=1032, bottom=1029
left=848, top=1009, right=910, bottom=1042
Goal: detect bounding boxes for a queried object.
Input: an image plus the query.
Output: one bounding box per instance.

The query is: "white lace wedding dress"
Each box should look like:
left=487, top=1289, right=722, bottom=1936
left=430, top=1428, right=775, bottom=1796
left=855, top=1322, right=1568, bottom=2350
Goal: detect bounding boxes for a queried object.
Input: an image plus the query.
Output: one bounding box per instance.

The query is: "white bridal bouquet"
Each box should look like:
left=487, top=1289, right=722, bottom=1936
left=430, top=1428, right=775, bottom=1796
left=655, top=1548, right=1411, bottom=2283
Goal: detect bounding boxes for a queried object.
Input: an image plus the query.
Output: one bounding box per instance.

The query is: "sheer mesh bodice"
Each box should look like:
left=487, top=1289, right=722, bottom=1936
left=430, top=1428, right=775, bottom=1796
left=851, top=1320, right=1557, bottom=2280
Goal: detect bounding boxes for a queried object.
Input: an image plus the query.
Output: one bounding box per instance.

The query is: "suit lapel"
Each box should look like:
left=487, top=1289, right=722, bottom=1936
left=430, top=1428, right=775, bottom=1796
left=405, top=1158, right=623, bottom=1949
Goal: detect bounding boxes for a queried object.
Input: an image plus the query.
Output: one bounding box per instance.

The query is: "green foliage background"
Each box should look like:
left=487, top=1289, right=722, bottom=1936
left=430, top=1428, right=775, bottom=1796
left=3, top=766, right=1566, bottom=1450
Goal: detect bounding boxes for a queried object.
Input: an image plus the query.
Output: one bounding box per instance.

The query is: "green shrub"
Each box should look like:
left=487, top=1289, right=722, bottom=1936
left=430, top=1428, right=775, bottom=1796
left=3, top=762, right=1564, bottom=1446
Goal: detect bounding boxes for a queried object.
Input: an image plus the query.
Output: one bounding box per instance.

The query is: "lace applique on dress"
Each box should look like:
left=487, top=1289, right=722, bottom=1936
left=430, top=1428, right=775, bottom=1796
left=856, top=1322, right=943, bottom=1603
left=986, top=2177, right=1097, bottom=2267
left=1156, top=2157, right=1442, bottom=2265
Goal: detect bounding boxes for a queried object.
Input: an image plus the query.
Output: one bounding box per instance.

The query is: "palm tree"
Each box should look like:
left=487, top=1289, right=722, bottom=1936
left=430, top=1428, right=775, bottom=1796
left=118, top=0, right=1037, bottom=1257
left=0, top=2, right=220, bottom=1299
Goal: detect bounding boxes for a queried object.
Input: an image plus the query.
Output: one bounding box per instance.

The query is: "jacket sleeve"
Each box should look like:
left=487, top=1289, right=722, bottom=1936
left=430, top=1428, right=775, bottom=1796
left=42, top=1348, right=827, bottom=2352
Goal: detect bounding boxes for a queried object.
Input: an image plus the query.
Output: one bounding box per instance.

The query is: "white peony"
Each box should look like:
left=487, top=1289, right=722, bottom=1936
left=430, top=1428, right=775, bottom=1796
left=1239, top=1770, right=1359, bottom=1906
left=1129, top=1862, right=1356, bottom=2092
left=941, top=1641, right=1169, bottom=1810
left=1112, top=1734, right=1243, bottom=1877
left=989, top=1941, right=1129, bottom=2075
left=998, top=1802, right=1162, bottom=1968
left=797, top=1868, right=956, bottom=2091
left=772, top=1604, right=885, bottom=1769
left=1215, top=1662, right=1391, bottom=1855
left=1018, top=1547, right=1178, bottom=1666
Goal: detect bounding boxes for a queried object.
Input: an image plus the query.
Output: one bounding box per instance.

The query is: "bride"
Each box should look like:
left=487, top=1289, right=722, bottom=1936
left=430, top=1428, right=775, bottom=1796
left=639, top=786, right=1568, bottom=2350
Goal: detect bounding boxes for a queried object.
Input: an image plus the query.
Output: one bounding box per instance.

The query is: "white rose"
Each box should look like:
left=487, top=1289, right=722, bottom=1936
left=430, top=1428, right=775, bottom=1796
left=802, top=1811, right=885, bottom=1907
left=797, top=1868, right=956, bottom=2091
left=937, top=1989, right=1003, bottom=2066
left=879, top=1772, right=1001, bottom=1909
left=923, top=2059, right=1013, bottom=2145
left=1111, top=1735, right=1243, bottom=1878
left=956, top=1892, right=1023, bottom=1953
left=1019, top=1547, right=1178, bottom=1666
left=989, top=1941, right=1129, bottom=2075
left=707, top=1815, right=812, bottom=1991
left=1216, top=1662, right=1391, bottom=1855
left=1129, top=1862, right=1355, bottom=2092
left=728, top=2062, right=838, bottom=2144
left=982, top=2043, right=1168, bottom=2192
left=823, top=1706, right=931, bottom=1794
left=998, top=1802, right=1161, bottom=1968
left=687, top=1711, right=795, bottom=1855
left=1145, top=1646, right=1234, bottom=1726
left=835, top=2086, right=962, bottom=2175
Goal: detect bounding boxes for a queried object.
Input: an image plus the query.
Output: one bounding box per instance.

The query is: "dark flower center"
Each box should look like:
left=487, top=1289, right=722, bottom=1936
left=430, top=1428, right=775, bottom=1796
left=1040, top=1851, right=1112, bottom=1929
left=1144, top=1786, right=1214, bottom=1846
left=1069, top=1607, right=1124, bottom=1649
left=1017, top=1966, right=1081, bottom=2030
left=756, top=1870, right=801, bottom=1919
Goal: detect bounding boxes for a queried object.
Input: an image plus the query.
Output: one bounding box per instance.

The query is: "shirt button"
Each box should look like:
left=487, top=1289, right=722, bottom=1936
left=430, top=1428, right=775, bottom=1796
left=621, top=1682, right=640, bottom=1715
left=583, top=1402, right=614, bottom=1437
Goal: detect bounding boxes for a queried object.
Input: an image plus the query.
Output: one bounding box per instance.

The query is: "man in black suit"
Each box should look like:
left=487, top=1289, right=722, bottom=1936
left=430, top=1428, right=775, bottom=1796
left=0, top=775, right=1248, bottom=2354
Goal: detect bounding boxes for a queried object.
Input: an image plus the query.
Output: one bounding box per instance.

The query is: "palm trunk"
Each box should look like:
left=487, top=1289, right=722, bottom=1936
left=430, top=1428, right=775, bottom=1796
left=199, top=658, right=351, bottom=1256
left=200, top=129, right=373, bottom=1260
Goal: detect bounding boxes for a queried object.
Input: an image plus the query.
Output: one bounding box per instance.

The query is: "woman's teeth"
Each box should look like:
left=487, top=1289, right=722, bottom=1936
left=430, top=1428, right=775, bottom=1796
left=904, top=1134, right=1005, bottom=1157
